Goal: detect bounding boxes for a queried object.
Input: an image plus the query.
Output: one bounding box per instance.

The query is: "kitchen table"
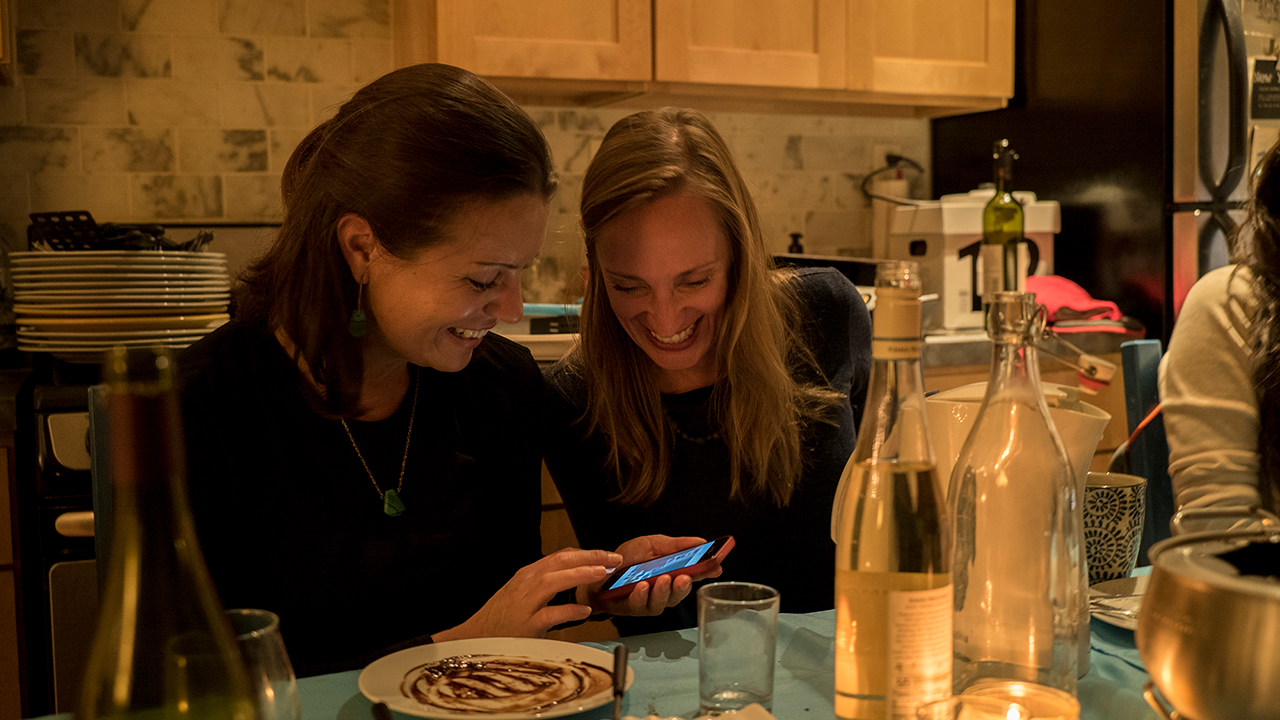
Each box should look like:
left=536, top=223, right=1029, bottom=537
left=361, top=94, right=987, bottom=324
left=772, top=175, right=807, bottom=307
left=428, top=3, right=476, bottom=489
left=286, top=610, right=1159, bottom=720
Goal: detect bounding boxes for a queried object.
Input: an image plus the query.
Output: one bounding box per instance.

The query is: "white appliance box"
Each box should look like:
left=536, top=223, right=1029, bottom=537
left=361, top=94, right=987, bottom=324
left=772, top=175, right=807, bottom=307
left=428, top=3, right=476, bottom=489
left=890, top=189, right=1060, bottom=329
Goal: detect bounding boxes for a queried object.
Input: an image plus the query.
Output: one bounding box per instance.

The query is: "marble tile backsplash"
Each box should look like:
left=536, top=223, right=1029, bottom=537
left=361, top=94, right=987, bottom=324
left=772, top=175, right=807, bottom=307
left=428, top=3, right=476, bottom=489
left=0, top=0, right=930, bottom=302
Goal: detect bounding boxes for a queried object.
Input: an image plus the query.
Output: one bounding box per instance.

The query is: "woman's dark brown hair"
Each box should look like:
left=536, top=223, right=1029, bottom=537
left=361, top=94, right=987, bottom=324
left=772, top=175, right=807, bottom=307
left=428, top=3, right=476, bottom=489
left=1234, top=139, right=1280, bottom=512
left=236, top=63, right=557, bottom=416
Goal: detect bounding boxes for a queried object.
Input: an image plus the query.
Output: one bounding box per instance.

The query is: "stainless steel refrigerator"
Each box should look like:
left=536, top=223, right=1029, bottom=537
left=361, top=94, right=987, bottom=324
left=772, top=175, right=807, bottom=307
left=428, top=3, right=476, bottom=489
left=931, top=0, right=1280, bottom=342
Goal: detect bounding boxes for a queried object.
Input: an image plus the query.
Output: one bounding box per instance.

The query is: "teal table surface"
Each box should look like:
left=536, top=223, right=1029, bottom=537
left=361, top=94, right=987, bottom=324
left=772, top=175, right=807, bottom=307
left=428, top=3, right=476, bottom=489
left=300, top=610, right=1158, bottom=720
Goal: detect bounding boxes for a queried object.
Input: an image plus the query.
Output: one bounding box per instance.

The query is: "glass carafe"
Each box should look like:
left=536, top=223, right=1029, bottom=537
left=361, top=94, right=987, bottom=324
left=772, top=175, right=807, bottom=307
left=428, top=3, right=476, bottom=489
left=949, top=292, right=1083, bottom=696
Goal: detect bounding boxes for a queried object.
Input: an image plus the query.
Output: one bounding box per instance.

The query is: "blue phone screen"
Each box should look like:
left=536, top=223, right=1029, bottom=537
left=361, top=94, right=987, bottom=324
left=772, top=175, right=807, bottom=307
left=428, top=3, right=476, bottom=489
left=609, top=539, right=715, bottom=588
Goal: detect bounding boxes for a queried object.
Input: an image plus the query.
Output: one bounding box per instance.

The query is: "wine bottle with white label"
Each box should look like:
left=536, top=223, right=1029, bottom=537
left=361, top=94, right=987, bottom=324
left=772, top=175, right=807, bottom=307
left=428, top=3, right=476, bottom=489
left=833, top=261, right=953, bottom=720
left=980, top=139, right=1024, bottom=300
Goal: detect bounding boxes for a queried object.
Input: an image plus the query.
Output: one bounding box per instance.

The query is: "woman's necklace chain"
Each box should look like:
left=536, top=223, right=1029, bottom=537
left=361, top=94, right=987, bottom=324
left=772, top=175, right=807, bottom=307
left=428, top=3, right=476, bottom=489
left=340, top=372, right=419, bottom=517
left=669, top=416, right=721, bottom=445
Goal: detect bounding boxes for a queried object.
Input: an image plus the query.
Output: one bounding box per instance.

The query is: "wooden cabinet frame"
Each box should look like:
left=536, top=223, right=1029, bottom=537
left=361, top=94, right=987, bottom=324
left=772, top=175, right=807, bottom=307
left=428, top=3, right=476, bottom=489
left=393, top=0, right=1013, bottom=118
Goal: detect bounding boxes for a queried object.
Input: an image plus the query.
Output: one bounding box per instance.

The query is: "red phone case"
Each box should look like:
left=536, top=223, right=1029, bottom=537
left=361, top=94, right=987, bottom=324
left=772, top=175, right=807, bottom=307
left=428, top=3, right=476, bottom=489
left=593, top=536, right=735, bottom=602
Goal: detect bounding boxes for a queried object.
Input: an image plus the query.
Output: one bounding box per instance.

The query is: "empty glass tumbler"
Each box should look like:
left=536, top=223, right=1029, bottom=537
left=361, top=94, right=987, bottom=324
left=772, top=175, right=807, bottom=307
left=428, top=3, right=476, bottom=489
left=698, top=582, right=780, bottom=716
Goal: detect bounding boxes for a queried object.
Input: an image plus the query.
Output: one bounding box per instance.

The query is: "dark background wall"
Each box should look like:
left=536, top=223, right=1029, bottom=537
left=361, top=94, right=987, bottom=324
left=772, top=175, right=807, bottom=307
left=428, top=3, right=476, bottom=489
left=932, top=0, right=1171, bottom=340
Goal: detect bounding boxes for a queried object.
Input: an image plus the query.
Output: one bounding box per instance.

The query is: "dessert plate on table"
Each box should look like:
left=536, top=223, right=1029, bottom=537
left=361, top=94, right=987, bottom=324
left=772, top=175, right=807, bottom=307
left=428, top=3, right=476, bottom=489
left=1089, top=575, right=1148, bottom=630
left=359, top=637, right=634, bottom=720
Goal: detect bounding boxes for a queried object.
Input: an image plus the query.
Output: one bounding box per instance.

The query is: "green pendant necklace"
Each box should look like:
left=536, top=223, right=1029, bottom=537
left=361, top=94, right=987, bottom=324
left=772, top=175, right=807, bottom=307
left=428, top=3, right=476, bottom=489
left=340, top=372, right=419, bottom=517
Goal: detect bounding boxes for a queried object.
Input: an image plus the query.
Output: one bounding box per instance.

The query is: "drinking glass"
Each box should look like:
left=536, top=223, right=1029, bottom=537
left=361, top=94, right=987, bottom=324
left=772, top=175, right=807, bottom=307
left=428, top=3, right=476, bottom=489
left=227, top=608, right=301, bottom=720
left=697, top=582, right=780, bottom=716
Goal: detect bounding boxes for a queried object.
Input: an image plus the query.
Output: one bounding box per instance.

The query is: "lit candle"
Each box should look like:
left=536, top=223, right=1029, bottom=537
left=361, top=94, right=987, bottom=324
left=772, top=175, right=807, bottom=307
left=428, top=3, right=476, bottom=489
left=914, top=694, right=1029, bottom=720
left=960, top=680, right=1080, bottom=720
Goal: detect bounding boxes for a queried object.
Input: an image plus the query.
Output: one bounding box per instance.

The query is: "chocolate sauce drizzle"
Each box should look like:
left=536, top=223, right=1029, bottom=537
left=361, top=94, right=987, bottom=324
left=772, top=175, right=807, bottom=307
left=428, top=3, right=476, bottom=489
left=400, top=654, right=612, bottom=714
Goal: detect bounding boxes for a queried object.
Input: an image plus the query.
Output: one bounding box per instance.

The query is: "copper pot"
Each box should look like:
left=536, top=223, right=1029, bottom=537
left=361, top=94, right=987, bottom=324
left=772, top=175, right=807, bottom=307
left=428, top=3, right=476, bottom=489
left=1137, top=508, right=1280, bottom=720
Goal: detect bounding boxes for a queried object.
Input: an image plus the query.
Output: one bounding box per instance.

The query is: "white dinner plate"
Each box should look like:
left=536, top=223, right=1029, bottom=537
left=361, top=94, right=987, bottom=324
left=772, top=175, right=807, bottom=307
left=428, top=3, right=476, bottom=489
left=14, top=305, right=228, bottom=317
left=16, top=314, right=229, bottom=332
left=13, top=278, right=231, bottom=290
left=15, top=291, right=230, bottom=302
left=10, top=253, right=226, bottom=265
left=10, top=271, right=228, bottom=282
left=15, top=302, right=229, bottom=313
left=16, top=333, right=207, bottom=345
left=14, top=280, right=230, bottom=292
left=358, top=638, right=633, bottom=720
left=11, top=262, right=226, bottom=272
left=1089, top=575, right=1148, bottom=630
left=10, top=250, right=225, bottom=260
left=19, top=327, right=222, bottom=340
left=19, top=335, right=207, bottom=351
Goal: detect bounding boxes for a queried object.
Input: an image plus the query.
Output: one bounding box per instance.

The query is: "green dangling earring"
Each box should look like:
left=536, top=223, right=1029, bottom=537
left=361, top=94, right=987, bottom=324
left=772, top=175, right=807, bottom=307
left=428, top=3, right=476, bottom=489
left=348, top=281, right=367, bottom=338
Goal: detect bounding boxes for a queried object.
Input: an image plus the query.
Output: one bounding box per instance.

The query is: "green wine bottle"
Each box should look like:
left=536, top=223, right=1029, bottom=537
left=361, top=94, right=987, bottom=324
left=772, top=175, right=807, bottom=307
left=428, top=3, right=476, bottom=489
left=980, top=139, right=1024, bottom=301
left=77, top=347, right=254, bottom=720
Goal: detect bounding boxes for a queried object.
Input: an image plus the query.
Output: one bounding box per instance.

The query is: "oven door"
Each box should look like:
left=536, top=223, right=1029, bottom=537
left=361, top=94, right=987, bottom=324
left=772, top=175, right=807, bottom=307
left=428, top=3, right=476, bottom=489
left=16, top=381, right=98, bottom=716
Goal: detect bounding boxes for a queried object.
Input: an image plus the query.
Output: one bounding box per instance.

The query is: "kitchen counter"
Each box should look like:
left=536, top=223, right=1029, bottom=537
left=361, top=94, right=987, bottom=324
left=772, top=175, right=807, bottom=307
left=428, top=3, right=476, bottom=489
left=923, top=328, right=1130, bottom=368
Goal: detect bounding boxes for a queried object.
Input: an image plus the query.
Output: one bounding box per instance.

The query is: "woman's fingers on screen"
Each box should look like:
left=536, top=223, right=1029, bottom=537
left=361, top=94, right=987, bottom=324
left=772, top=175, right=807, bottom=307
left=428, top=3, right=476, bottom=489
left=538, top=564, right=614, bottom=598
left=546, top=547, right=624, bottom=571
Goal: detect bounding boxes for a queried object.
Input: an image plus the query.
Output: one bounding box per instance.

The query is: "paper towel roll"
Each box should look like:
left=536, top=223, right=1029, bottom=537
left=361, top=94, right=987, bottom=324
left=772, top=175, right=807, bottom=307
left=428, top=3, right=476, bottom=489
left=871, top=176, right=910, bottom=258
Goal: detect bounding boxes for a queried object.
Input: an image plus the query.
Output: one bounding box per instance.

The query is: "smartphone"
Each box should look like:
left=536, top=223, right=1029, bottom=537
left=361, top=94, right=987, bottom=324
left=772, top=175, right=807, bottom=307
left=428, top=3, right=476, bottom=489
left=593, top=536, right=735, bottom=602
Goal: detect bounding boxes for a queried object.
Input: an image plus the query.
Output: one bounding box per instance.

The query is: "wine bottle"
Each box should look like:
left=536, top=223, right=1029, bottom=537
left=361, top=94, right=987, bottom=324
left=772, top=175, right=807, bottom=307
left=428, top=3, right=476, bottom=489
left=834, top=261, right=952, bottom=720
left=980, top=139, right=1024, bottom=300
left=77, top=347, right=254, bottom=720
left=949, top=293, right=1083, bottom=696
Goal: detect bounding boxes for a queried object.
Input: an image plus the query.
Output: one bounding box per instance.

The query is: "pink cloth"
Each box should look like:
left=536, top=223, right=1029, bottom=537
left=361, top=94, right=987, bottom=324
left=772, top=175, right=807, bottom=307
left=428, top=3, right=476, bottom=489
left=1025, top=275, right=1122, bottom=322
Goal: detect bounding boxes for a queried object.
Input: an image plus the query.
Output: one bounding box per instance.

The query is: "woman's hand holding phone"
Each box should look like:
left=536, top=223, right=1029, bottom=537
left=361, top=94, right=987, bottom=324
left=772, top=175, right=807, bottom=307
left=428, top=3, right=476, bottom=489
left=580, top=535, right=731, bottom=616
left=434, top=548, right=623, bottom=642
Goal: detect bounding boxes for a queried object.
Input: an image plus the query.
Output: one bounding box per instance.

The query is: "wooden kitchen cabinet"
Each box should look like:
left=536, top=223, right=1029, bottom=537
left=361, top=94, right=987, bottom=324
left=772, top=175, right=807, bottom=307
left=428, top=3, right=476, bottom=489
left=653, top=0, right=847, bottom=89
left=653, top=0, right=1012, bottom=100
left=393, top=0, right=651, bottom=98
left=394, top=0, right=1014, bottom=117
left=846, top=0, right=1014, bottom=98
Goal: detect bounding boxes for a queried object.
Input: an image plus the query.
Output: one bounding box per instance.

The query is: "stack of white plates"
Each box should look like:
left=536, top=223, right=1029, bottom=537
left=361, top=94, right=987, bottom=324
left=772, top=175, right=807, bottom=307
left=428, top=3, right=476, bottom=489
left=10, top=249, right=232, bottom=361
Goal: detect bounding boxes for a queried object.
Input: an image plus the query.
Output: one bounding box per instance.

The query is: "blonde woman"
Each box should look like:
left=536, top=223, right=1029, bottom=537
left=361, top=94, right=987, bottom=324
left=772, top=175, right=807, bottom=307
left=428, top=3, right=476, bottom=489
left=544, top=108, right=872, bottom=632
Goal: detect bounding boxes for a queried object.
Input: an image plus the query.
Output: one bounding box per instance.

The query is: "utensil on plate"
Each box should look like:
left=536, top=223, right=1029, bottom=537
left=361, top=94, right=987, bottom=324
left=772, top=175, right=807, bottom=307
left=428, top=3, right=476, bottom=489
left=612, top=644, right=627, bottom=720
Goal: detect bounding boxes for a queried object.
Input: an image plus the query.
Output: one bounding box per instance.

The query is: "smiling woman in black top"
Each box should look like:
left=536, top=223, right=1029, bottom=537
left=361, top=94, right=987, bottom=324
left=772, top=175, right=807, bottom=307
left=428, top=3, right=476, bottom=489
left=178, top=65, right=711, bottom=676
left=544, top=108, right=872, bottom=633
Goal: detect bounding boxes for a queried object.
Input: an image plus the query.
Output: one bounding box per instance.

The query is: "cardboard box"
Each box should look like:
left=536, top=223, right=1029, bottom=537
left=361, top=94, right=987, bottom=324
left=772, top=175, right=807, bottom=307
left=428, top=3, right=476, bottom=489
left=890, top=189, right=1060, bottom=329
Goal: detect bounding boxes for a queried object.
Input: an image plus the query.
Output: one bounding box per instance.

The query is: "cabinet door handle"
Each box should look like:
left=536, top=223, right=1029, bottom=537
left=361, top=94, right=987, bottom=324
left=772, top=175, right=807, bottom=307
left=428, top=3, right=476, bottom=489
left=55, top=510, right=95, bottom=538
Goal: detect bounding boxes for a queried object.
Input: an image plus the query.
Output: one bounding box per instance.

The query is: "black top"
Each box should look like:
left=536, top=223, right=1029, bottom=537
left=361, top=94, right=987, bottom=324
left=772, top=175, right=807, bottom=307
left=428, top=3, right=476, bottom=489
left=544, top=268, right=872, bottom=633
left=177, top=319, right=544, bottom=676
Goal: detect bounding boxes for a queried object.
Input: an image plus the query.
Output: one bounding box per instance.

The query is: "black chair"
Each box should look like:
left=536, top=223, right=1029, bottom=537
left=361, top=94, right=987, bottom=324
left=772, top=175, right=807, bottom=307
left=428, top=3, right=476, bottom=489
left=1120, top=339, right=1174, bottom=565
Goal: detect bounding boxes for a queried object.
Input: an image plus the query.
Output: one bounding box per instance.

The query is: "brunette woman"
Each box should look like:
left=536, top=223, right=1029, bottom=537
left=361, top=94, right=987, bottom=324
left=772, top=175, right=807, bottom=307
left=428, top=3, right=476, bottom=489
left=1161, top=138, right=1280, bottom=518
left=544, top=108, right=872, bottom=632
left=178, top=65, right=708, bottom=676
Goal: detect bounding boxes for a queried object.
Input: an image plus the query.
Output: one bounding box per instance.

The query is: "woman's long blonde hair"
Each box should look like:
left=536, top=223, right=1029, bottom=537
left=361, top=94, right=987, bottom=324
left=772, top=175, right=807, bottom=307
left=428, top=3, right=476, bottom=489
left=570, top=107, right=842, bottom=506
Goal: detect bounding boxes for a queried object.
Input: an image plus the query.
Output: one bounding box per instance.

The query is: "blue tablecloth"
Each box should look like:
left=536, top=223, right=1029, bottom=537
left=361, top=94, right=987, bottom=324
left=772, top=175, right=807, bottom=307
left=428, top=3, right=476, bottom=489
left=302, top=610, right=1158, bottom=720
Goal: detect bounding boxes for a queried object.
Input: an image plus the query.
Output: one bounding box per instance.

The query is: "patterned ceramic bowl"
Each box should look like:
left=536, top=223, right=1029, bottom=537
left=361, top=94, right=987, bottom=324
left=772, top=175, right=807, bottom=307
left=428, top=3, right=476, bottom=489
left=1084, top=471, right=1147, bottom=586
